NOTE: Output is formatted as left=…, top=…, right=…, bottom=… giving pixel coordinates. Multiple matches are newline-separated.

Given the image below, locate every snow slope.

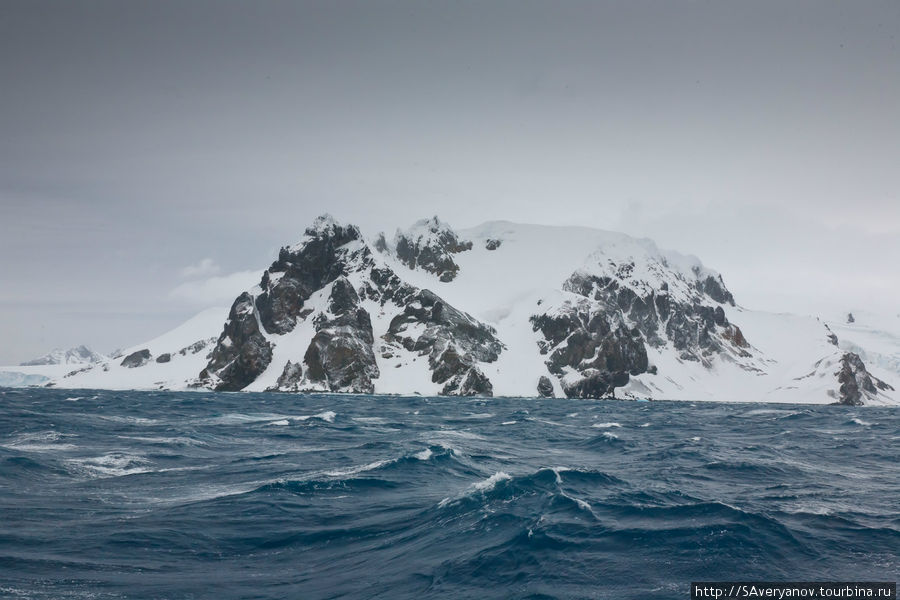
left=51, top=307, right=228, bottom=391
left=826, top=311, right=900, bottom=384
left=49, top=218, right=899, bottom=405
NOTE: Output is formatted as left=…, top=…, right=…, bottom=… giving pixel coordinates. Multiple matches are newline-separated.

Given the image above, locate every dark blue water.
left=1, top=388, right=898, bottom=599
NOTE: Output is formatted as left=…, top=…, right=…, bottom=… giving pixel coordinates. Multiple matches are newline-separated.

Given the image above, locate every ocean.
left=1, top=388, right=897, bottom=599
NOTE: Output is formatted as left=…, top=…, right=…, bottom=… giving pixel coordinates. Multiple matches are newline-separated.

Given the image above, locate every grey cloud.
left=1, top=0, right=897, bottom=362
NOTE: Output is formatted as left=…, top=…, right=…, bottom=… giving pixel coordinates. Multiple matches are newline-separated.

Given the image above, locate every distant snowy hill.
left=0, top=345, right=108, bottom=388
left=52, top=215, right=898, bottom=405
left=20, top=345, right=106, bottom=366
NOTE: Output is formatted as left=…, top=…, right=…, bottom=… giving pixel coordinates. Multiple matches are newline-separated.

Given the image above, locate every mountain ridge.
left=48, top=215, right=897, bottom=406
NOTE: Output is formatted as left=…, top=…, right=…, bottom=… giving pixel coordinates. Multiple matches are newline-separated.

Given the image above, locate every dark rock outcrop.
left=453, top=366, right=493, bottom=396
left=202, top=215, right=503, bottom=396
left=531, top=299, right=648, bottom=398
left=531, top=267, right=748, bottom=398
left=563, top=370, right=630, bottom=399
left=485, top=238, right=502, bottom=251
left=200, top=292, right=273, bottom=391
left=394, top=217, right=473, bottom=282
left=303, top=277, right=379, bottom=393
left=120, top=349, right=151, bottom=368
left=537, top=375, right=554, bottom=397
left=269, top=361, right=303, bottom=392
left=825, top=325, right=839, bottom=347
left=383, top=288, right=502, bottom=396
left=359, top=262, right=503, bottom=395
left=179, top=338, right=215, bottom=356
left=373, top=232, right=389, bottom=253
left=155, top=353, right=171, bottom=364
left=564, top=271, right=748, bottom=361
left=697, top=273, right=735, bottom=306
left=256, top=217, right=368, bottom=335
left=835, top=352, right=894, bottom=406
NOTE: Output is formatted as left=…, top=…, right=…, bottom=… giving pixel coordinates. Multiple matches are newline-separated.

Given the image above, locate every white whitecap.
left=561, top=491, right=592, bottom=512
left=291, top=410, right=336, bottom=423
left=322, top=459, right=391, bottom=478
left=69, top=452, right=153, bottom=478
left=2, top=431, right=78, bottom=452
left=353, top=417, right=386, bottom=424
left=470, top=471, right=511, bottom=492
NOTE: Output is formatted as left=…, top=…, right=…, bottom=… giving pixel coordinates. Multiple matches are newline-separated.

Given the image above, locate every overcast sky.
left=1, top=0, right=898, bottom=363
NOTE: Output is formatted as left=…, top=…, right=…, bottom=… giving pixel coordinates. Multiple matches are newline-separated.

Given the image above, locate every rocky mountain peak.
left=391, top=216, right=473, bottom=282
left=288, top=214, right=363, bottom=253
left=257, top=218, right=372, bottom=336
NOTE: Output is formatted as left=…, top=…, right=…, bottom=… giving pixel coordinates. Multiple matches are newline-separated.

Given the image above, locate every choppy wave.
left=1, top=430, right=79, bottom=452
left=67, top=452, right=153, bottom=478
left=1, top=389, right=898, bottom=599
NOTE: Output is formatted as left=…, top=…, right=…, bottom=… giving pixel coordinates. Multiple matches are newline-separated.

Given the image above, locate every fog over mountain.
left=1, top=1, right=898, bottom=364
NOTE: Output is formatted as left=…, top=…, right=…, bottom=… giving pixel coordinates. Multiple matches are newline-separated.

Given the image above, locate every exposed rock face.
left=303, top=278, right=379, bottom=393
left=697, top=272, right=735, bottom=306
left=373, top=232, right=389, bottom=253
left=537, top=375, right=554, bottom=397
left=455, top=367, right=493, bottom=397
left=201, top=215, right=502, bottom=395
left=485, top=238, right=502, bottom=251
left=393, top=217, right=473, bottom=282
left=562, top=272, right=747, bottom=361
left=382, top=288, right=502, bottom=396
left=120, top=349, right=151, bottom=368
left=532, top=298, right=647, bottom=398
left=825, top=325, right=839, bottom=347
left=531, top=267, right=748, bottom=398
left=270, top=361, right=303, bottom=392
left=564, top=370, right=630, bottom=399
left=256, top=217, right=367, bottom=335
left=200, top=292, right=273, bottom=391
left=155, top=353, right=171, bottom=364
left=835, top=352, right=894, bottom=406
left=179, top=338, right=214, bottom=356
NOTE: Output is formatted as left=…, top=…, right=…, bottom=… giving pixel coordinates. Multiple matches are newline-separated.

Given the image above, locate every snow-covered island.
left=11, top=215, right=898, bottom=406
